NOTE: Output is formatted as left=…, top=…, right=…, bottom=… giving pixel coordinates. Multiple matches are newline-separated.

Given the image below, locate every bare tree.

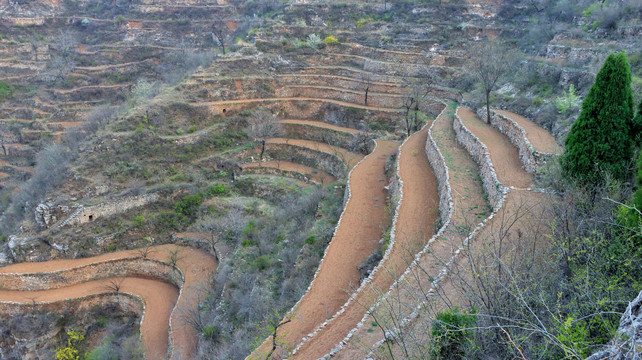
left=401, top=81, right=428, bottom=137
left=468, top=41, right=518, bottom=123
left=197, top=216, right=222, bottom=261
left=361, top=72, right=373, bottom=106
left=103, top=277, right=125, bottom=293
left=247, top=110, right=282, bottom=161
left=211, top=15, right=232, bottom=55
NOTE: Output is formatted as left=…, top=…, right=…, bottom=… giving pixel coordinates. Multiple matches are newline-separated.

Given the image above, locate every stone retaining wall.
left=186, top=74, right=404, bottom=95
left=282, top=122, right=353, bottom=150
left=0, top=292, right=142, bottom=317
left=453, top=113, right=506, bottom=210
left=426, top=104, right=454, bottom=227
left=315, top=103, right=453, bottom=357
left=477, top=108, right=535, bottom=173
left=0, top=257, right=184, bottom=291
left=65, top=193, right=159, bottom=226
left=238, top=142, right=348, bottom=178
left=277, top=86, right=404, bottom=109
left=240, top=166, right=312, bottom=184
left=269, top=140, right=377, bottom=351
left=480, top=108, right=557, bottom=172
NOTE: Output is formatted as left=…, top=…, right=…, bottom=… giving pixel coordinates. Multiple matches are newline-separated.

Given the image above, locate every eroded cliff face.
left=587, top=290, right=642, bottom=360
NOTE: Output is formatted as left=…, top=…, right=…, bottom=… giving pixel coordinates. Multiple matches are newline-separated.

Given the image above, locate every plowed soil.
left=457, top=108, right=533, bottom=188
left=493, top=109, right=561, bottom=154
left=291, top=124, right=440, bottom=359
left=250, top=140, right=399, bottom=359
left=0, top=245, right=217, bottom=359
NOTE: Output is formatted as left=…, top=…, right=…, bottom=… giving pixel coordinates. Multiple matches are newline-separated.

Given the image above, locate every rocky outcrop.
left=587, top=290, right=642, bottom=360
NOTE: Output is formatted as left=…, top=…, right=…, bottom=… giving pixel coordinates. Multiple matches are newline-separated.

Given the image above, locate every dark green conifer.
left=561, top=52, right=635, bottom=185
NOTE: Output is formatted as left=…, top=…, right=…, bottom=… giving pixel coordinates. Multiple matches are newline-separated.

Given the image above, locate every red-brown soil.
left=493, top=109, right=562, bottom=154
left=0, top=277, right=178, bottom=360
left=291, top=124, right=441, bottom=359
left=334, top=109, right=488, bottom=359
left=457, top=108, right=533, bottom=188
left=0, top=245, right=217, bottom=359
left=250, top=140, right=399, bottom=359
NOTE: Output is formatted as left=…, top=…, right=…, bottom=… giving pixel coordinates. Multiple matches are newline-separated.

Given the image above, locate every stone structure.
left=63, top=193, right=159, bottom=226
left=587, top=290, right=642, bottom=360
left=453, top=113, right=506, bottom=210
left=0, top=257, right=183, bottom=291
left=479, top=108, right=558, bottom=173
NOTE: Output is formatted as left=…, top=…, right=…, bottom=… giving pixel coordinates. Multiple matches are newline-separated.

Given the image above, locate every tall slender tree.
left=561, top=52, right=636, bottom=186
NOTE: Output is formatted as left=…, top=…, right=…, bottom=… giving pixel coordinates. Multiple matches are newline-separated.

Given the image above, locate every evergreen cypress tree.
left=561, top=52, right=635, bottom=186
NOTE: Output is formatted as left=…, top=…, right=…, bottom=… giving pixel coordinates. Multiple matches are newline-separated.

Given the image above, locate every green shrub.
left=322, top=35, right=339, bottom=46
left=241, top=220, right=256, bottom=236
left=155, top=210, right=184, bottom=231
left=356, top=17, right=373, bottom=29
left=208, top=183, right=228, bottom=195
left=188, top=125, right=197, bottom=133
left=532, top=96, right=544, bottom=106
left=174, top=194, right=203, bottom=217
left=252, top=255, right=272, bottom=271
left=202, top=325, right=220, bottom=340
left=304, top=234, right=316, bottom=245
left=96, top=316, right=107, bottom=328
left=431, top=307, right=477, bottom=359
left=55, top=330, right=85, bottom=360
left=133, top=215, right=145, bottom=228
left=0, top=80, right=14, bottom=102
left=170, top=173, right=188, bottom=182
left=555, top=84, right=581, bottom=114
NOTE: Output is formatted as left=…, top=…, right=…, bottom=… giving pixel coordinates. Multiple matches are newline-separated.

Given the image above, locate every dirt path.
left=241, top=161, right=336, bottom=184
left=0, top=244, right=217, bottom=359
left=493, top=109, right=561, bottom=154
left=457, top=108, right=533, bottom=188
left=280, top=119, right=359, bottom=134
left=249, top=140, right=399, bottom=359
left=291, top=124, right=441, bottom=359
left=193, top=97, right=402, bottom=113
left=333, top=108, right=488, bottom=359
left=266, top=138, right=363, bottom=169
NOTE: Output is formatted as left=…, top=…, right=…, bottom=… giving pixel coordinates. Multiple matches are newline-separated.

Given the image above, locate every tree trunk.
left=260, top=140, right=266, bottom=161
left=485, top=90, right=491, bottom=124
left=364, top=87, right=369, bottom=106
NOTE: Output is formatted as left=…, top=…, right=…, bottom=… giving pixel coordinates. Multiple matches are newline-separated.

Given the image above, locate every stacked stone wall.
left=0, top=257, right=183, bottom=291
left=240, top=166, right=312, bottom=184
left=282, top=122, right=353, bottom=149
left=0, top=292, right=142, bottom=317
left=453, top=113, right=506, bottom=210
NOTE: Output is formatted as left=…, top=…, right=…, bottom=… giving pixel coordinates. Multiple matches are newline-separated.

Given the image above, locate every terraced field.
left=0, top=0, right=565, bottom=358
